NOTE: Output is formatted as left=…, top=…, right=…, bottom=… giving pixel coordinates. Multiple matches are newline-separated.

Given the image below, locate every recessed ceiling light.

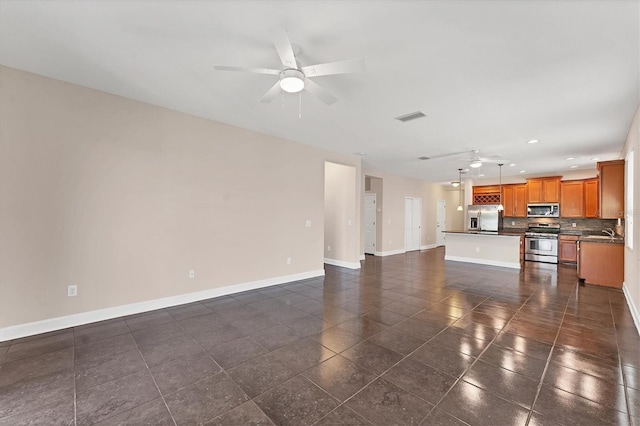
left=479, top=174, right=485, bottom=177
left=527, top=139, right=539, bottom=144
left=520, top=170, right=526, bottom=173
left=509, top=163, right=516, bottom=167
left=569, top=165, right=578, bottom=169
left=591, top=157, right=600, bottom=161
left=565, top=157, right=575, bottom=160
left=355, top=152, right=366, bottom=156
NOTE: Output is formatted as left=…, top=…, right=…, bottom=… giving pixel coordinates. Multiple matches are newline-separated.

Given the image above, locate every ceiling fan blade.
left=304, top=79, right=338, bottom=105
left=213, top=65, right=280, bottom=75
left=302, top=58, right=366, bottom=77
left=420, top=150, right=472, bottom=160
left=258, top=81, right=282, bottom=103
left=271, top=28, right=297, bottom=69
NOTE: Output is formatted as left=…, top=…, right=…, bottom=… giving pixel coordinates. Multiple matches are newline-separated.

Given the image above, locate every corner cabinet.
left=584, top=178, right=599, bottom=218
left=598, top=160, right=624, bottom=218
left=527, top=177, right=561, bottom=203
left=560, top=180, right=584, bottom=218
left=502, top=184, right=527, bottom=217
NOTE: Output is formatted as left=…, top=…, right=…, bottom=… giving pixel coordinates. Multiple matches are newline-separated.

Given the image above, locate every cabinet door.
left=502, top=185, right=515, bottom=216
left=560, top=180, right=584, bottom=218
left=527, top=179, right=543, bottom=203
left=543, top=178, right=561, bottom=203
left=559, top=239, right=577, bottom=262
left=599, top=161, right=624, bottom=218
left=514, top=185, right=527, bottom=217
left=584, top=178, right=599, bottom=218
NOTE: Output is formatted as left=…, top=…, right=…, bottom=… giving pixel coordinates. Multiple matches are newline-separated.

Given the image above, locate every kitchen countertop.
left=444, top=230, right=524, bottom=237
left=578, top=235, right=625, bottom=244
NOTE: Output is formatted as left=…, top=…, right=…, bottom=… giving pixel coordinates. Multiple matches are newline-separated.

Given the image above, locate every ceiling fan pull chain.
left=299, top=91, right=302, bottom=119
left=281, top=91, right=285, bottom=110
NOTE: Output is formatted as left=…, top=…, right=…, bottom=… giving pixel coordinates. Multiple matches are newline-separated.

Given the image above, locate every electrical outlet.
left=287, top=257, right=292, bottom=265
left=347, top=219, right=352, bottom=226
left=572, top=223, right=576, bottom=228
left=327, top=245, right=331, bottom=252
left=68, top=285, right=77, bottom=297
left=511, top=221, right=516, bottom=226
left=189, top=270, right=195, bottom=278
left=475, top=247, right=480, bottom=253
left=306, top=220, right=312, bottom=227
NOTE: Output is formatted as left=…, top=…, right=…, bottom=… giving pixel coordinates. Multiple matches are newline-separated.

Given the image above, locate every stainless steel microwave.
left=527, top=203, right=560, bottom=218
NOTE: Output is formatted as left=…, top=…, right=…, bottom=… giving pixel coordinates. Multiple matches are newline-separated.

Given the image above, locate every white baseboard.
left=359, top=254, right=366, bottom=261
left=374, top=249, right=406, bottom=257
left=444, top=255, right=521, bottom=270
left=324, top=258, right=361, bottom=269
left=421, top=244, right=438, bottom=250
left=0, top=269, right=325, bottom=342
left=623, top=281, right=640, bottom=335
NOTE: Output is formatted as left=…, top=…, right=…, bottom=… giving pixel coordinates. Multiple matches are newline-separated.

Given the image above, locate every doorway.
left=404, top=197, right=422, bottom=252
left=364, top=193, right=376, bottom=254
left=436, top=199, right=446, bottom=246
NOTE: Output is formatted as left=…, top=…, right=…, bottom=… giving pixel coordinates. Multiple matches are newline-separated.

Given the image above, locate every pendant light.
left=457, top=168, right=464, bottom=211
left=497, top=163, right=504, bottom=211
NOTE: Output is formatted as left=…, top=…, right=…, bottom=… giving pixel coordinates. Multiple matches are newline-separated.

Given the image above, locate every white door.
left=436, top=200, right=446, bottom=246
left=404, top=197, right=422, bottom=252
left=364, top=193, right=376, bottom=254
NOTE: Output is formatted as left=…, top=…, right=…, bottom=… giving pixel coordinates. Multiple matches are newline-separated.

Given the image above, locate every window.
left=626, top=149, right=634, bottom=250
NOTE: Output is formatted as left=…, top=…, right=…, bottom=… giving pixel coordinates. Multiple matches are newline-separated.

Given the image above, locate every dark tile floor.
left=1, top=248, right=639, bottom=425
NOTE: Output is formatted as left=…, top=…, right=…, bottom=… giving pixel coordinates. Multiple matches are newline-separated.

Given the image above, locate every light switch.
left=306, top=220, right=312, bottom=227
left=347, top=220, right=352, bottom=226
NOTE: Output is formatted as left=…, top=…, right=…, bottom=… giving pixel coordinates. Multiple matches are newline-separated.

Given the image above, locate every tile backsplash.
left=502, top=217, right=621, bottom=233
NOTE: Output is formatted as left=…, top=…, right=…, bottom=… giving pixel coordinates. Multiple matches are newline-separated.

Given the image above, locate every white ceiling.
left=1, top=1, right=638, bottom=184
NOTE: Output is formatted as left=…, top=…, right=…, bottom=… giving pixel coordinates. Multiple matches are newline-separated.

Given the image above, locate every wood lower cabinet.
left=598, top=160, right=624, bottom=218
left=560, top=180, right=584, bottom=218
left=584, top=178, right=599, bottom=218
left=578, top=241, right=624, bottom=288
left=559, top=235, right=578, bottom=263
left=527, top=177, right=561, bottom=203
left=502, top=184, right=527, bottom=217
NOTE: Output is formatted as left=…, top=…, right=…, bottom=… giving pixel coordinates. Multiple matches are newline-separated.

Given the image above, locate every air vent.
left=418, top=156, right=430, bottom=160
left=395, top=111, right=426, bottom=122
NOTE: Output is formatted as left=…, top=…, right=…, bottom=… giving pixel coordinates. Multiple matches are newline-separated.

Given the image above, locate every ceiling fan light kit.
left=279, top=69, right=305, bottom=93
left=470, top=160, right=483, bottom=168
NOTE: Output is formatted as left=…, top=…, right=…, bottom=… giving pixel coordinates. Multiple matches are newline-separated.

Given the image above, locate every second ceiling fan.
left=214, top=28, right=365, bottom=105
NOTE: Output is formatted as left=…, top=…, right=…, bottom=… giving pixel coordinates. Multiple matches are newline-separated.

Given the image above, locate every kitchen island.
left=443, top=231, right=523, bottom=269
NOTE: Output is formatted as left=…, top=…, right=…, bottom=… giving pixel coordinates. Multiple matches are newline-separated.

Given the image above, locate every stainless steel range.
left=525, top=222, right=560, bottom=264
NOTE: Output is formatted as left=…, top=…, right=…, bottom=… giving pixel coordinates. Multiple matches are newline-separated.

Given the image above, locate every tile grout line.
left=523, top=287, right=571, bottom=425
left=609, top=290, right=633, bottom=424
left=425, top=289, right=541, bottom=424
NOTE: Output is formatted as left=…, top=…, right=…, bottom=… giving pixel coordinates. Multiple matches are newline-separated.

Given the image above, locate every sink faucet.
left=602, top=228, right=615, bottom=237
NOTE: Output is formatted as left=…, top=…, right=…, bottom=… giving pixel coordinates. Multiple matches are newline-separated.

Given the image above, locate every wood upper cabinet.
left=527, top=177, right=561, bottom=203
left=560, top=180, right=584, bottom=218
left=501, top=184, right=527, bottom=217
left=584, top=178, right=599, bottom=218
left=472, top=185, right=501, bottom=204
left=598, top=160, right=624, bottom=218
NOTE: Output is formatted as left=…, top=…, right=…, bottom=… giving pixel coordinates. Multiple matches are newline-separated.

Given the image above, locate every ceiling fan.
left=420, top=149, right=506, bottom=168
left=213, top=28, right=365, bottom=105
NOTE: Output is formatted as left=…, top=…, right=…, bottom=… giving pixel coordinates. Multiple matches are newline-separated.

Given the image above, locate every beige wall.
left=0, top=66, right=361, bottom=331
left=621, top=105, right=640, bottom=328
left=324, top=162, right=359, bottom=266
left=444, top=188, right=466, bottom=231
